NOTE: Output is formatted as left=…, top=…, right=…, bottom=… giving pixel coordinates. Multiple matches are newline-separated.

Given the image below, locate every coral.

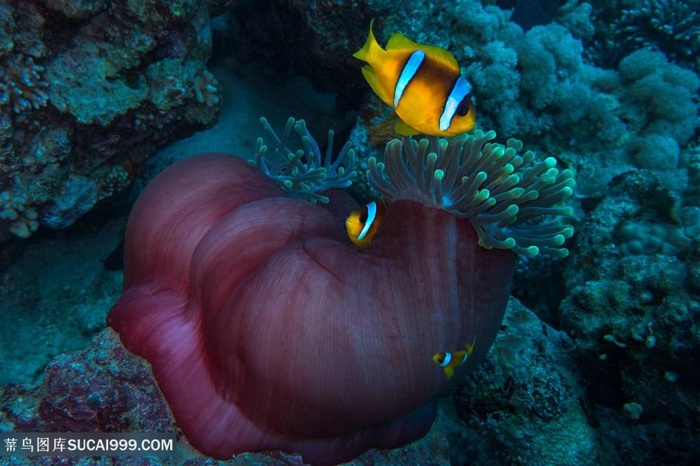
left=368, top=130, right=575, bottom=257
left=254, top=116, right=356, bottom=203
left=614, top=0, right=700, bottom=72
left=39, top=0, right=108, bottom=20
left=0, top=3, right=14, bottom=57
left=0, top=0, right=227, bottom=244
left=40, top=175, right=98, bottom=230
left=618, top=221, right=691, bottom=256
left=454, top=298, right=600, bottom=465
left=192, top=69, right=221, bottom=107
left=558, top=169, right=700, bottom=463
left=681, top=143, right=700, bottom=205
left=0, top=53, right=49, bottom=114
left=514, top=23, right=584, bottom=111
left=47, top=42, right=146, bottom=126
left=617, top=48, right=700, bottom=144
left=0, top=328, right=453, bottom=464
left=0, top=191, right=38, bottom=238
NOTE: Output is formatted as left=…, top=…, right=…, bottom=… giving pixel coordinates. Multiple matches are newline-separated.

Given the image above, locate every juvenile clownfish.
left=353, top=19, right=476, bottom=137
left=433, top=341, right=476, bottom=379
left=345, top=200, right=386, bottom=248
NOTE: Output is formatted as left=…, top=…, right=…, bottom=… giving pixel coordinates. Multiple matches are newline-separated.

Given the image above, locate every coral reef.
left=0, top=191, right=38, bottom=239
left=454, top=298, right=599, bottom=465
left=346, top=0, right=698, bottom=197
left=612, top=0, right=700, bottom=72
left=0, top=0, right=230, bottom=242
left=0, top=54, right=49, bottom=114
left=558, top=169, right=700, bottom=463
left=1, top=0, right=698, bottom=464
left=0, top=328, right=453, bottom=465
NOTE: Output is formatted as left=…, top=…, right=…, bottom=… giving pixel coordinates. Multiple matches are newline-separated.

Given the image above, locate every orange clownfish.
left=345, top=200, right=386, bottom=248
left=432, top=341, right=476, bottom=379
left=353, top=19, right=476, bottom=137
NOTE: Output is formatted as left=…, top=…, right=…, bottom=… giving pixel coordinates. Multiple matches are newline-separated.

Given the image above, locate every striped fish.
left=345, top=200, right=386, bottom=248
left=353, top=19, right=476, bottom=137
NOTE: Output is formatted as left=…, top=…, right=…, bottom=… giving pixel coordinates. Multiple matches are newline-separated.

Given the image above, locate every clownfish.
left=345, top=200, right=386, bottom=248
left=353, top=19, right=476, bottom=137
left=433, top=341, right=476, bottom=379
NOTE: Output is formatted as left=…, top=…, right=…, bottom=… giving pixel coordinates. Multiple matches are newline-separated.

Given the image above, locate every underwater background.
left=0, top=0, right=699, bottom=464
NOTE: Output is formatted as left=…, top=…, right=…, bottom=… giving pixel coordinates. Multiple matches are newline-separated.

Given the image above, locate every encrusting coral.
left=369, top=131, right=576, bottom=257
left=254, top=116, right=356, bottom=204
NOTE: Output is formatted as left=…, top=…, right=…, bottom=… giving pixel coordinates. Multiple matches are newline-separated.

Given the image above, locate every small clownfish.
left=433, top=341, right=476, bottom=379
left=353, top=19, right=476, bottom=137
left=345, top=200, right=386, bottom=248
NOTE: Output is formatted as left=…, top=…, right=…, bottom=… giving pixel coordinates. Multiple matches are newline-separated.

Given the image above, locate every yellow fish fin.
left=466, top=339, right=476, bottom=355
left=394, top=119, right=421, bottom=136
left=361, top=66, right=393, bottom=107
left=444, top=366, right=455, bottom=379
left=386, top=33, right=460, bottom=72
left=353, top=18, right=383, bottom=63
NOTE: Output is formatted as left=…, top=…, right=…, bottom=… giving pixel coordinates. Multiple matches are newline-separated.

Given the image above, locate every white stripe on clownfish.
left=357, top=201, right=379, bottom=241
left=393, top=50, right=426, bottom=108
left=345, top=199, right=387, bottom=248
left=432, top=340, right=476, bottom=379
left=439, top=76, right=472, bottom=132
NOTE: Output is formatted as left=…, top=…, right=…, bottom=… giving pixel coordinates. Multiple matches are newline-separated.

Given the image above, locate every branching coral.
left=0, top=191, right=39, bottom=238
left=192, top=69, right=221, bottom=108
left=614, top=0, right=700, bottom=72
left=368, top=130, right=575, bottom=258
left=254, top=116, right=356, bottom=204
left=0, top=53, right=49, bottom=113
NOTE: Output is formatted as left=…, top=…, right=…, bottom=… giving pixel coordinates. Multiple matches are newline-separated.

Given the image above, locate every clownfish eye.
left=358, top=209, right=368, bottom=223
left=456, top=95, right=471, bottom=117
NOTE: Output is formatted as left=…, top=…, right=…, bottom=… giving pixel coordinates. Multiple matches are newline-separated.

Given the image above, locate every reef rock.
left=0, top=0, right=226, bottom=243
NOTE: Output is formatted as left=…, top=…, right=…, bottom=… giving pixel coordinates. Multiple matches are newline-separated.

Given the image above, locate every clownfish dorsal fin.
left=387, top=33, right=460, bottom=73
left=386, top=32, right=421, bottom=51
left=394, top=119, right=421, bottom=136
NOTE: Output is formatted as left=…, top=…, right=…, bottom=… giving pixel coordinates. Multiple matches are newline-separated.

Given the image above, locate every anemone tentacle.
left=254, top=116, right=356, bottom=203
left=368, top=130, right=575, bottom=257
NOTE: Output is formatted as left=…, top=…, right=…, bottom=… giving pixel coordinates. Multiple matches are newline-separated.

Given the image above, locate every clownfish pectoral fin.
left=444, top=367, right=455, bottom=379
left=394, top=119, right=421, bottom=136
left=386, top=32, right=460, bottom=73
left=361, top=66, right=393, bottom=107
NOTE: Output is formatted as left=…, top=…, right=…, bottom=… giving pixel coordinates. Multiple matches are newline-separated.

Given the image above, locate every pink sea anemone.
left=109, top=119, right=573, bottom=465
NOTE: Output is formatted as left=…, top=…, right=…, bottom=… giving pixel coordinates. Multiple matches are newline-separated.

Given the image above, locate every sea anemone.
left=109, top=119, right=575, bottom=464
left=254, top=116, right=356, bottom=203
left=369, top=130, right=575, bottom=257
